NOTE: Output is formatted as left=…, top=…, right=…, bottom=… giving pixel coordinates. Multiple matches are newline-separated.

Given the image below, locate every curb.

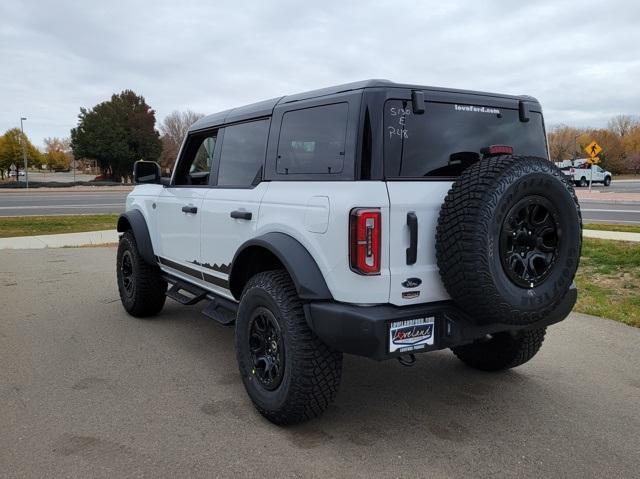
left=1, top=228, right=638, bottom=251
left=0, top=230, right=119, bottom=250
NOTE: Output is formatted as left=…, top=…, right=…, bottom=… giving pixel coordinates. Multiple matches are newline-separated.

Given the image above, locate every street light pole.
left=20, top=117, right=28, bottom=188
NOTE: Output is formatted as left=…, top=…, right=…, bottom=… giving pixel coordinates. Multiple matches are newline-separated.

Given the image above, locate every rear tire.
left=579, top=176, right=588, bottom=187
left=117, top=231, right=166, bottom=317
left=235, top=270, right=343, bottom=425
left=452, top=327, right=546, bottom=371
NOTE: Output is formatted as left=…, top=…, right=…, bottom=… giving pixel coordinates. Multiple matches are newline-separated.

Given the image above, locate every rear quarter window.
left=276, top=103, right=349, bottom=175
left=384, top=100, right=548, bottom=179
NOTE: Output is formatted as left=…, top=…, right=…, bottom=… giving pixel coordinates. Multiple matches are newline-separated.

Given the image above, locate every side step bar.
left=202, top=296, right=237, bottom=326
left=163, top=275, right=237, bottom=326
left=166, top=280, right=208, bottom=305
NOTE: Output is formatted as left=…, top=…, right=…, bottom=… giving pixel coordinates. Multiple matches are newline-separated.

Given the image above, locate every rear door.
left=200, top=119, right=271, bottom=298
left=384, top=94, right=549, bottom=306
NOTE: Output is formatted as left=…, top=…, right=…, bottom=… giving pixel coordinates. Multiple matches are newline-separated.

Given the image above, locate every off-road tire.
left=436, top=156, right=581, bottom=325
left=116, top=231, right=167, bottom=317
left=452, top=327, right=546, bottom=371
left=235, top=270, right=343, bottom=425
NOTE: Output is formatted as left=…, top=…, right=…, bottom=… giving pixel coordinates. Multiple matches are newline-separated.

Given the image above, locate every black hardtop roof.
left=189, top=79, right=539, bottom=132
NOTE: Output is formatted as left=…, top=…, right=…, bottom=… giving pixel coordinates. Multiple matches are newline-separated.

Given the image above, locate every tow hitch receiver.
left=397, top=354, right=416, bottom=367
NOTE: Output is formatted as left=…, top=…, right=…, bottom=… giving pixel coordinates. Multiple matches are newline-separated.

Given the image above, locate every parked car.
left=116, top=80, right=581, bottom=425
left=560, top=161, right=612, bottom=187
left=9, top=170, right=26, bottom=177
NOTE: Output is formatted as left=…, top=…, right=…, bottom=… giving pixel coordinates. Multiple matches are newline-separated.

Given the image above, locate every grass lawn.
left=0, top=214, right=118, bottom=238
left=583, top=223, right=640, bottom=234
left=575, top=238, right=640, bottom=327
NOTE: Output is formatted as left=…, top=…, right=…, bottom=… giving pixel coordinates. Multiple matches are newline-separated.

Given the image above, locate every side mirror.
left=133, top=160, right=161, bottom=184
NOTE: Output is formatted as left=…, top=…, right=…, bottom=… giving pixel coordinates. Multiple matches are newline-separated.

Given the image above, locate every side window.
left=217, top=119, right=270, bottom=187
left=276, top=103, right=348, bottom=175
left=173, top=133, right=217, bottom=185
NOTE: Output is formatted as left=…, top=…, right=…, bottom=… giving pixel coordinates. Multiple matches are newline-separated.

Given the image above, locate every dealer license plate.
left=389, top=317, right=435, bottom=353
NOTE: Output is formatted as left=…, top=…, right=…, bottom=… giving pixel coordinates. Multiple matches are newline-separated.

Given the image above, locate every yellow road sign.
left=585, top=141, right=602, bottom=158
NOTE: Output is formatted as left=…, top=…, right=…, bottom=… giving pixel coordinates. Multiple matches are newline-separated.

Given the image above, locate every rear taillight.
left=349, top=208, right=381, bottom=275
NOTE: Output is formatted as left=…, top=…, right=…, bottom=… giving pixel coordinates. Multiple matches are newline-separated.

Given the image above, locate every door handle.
left=182, top=205, right=198, bottom=214
left=230, top=210, right=252, bottom=220
left=406, top=212, right=418, bottom=265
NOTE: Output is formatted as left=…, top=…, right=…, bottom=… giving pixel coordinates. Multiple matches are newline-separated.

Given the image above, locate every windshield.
left=384, top=100, right=548, bottom=178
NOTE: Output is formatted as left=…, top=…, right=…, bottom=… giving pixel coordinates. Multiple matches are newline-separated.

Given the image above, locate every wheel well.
left=229, top=246, right=286, bottom=300
left=117, top=216, right=132, bottom=232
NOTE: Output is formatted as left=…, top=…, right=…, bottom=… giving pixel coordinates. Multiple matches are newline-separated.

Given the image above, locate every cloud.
left=1, top=0, right=638, bottom=146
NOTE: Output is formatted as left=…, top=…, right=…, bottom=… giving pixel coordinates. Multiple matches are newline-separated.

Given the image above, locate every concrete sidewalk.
left=582, top=229, right=640, bottom=242
left=0, top=228, right=638, bottom=250
left=0, top=229, right=118, bottom=249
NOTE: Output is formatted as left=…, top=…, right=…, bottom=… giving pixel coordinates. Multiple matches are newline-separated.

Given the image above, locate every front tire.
left=117, top=231, right=167, bottom=317
left=452, top=328, right=546, bottom=371
left=604, top=176, right=611, bottom=186
left=235, top=270, right=343, bottom=425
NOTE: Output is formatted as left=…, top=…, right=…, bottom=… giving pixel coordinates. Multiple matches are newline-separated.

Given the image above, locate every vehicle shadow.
left=161, top=301, right=553, bottom=444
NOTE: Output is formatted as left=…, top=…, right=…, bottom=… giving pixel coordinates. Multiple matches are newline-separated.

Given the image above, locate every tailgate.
left=386, top=181, right=451, bottom=306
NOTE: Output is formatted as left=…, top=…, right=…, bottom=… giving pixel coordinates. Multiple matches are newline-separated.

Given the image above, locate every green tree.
left=70, top=90, right=162, bottom=181
left=0, top=128, right=43, bottom=180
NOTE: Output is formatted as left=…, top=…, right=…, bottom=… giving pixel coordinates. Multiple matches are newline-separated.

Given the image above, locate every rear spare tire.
left=436, top=156, right=581, bottom=325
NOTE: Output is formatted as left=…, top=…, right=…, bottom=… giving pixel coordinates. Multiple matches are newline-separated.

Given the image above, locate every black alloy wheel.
left=248, top=307, right=285, bottom=390
left=499, top=196, right=560, bottom=288
left=120, top=250, right=135, bottom=298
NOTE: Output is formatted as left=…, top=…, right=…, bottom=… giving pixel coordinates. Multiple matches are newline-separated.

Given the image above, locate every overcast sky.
left=1, top=0, right=638, bottom=147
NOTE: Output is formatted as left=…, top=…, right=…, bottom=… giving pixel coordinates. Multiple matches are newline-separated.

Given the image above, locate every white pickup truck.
left=557, top=160, right=612, bottom=187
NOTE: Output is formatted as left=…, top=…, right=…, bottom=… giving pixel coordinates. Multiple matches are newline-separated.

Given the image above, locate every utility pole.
left=20, top=117, right=28, bottom=188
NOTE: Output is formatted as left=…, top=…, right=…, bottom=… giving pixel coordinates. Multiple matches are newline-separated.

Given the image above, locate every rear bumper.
left=304, top=286, right=577, bottom=361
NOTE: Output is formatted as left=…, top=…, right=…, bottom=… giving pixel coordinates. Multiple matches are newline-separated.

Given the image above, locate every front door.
left=156, top=132, right=218, bottom=278
left=200, top=119, right=271, bottom=298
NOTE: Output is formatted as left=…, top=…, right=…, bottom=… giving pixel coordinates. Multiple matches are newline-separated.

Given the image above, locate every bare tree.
left=608, top=115, right=638, bottom=138
left=158, top=110, right=204, bottom=173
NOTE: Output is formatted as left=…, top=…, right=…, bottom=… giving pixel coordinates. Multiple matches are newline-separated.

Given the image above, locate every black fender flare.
left=116, top=210, right=156, bottom=265
left=229, top=232, right=332, bottom=301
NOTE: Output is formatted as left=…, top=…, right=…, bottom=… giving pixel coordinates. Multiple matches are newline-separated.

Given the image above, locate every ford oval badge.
left=401, top=278, right=422, bottom=288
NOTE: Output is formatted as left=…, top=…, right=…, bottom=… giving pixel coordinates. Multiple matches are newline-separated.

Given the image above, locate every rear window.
left=384, top=100, right=548, bottom=178
left=276, top=103, right=348, bottom=175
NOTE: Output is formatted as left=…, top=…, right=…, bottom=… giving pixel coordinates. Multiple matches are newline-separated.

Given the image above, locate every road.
left=579, top=200, right=640, bottom=225
left=1, top=247, right=639, bottom=478
left=0, top=189, right=128, bottom=216
left=582, top=179, right=640, bottom=194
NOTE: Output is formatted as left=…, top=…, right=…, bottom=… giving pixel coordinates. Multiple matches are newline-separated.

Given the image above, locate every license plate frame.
left=388, top=316, right=435, bottom=353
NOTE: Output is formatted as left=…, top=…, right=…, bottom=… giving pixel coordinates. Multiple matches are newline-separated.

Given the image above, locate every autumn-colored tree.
left=43, top=137, right=72, bottom=171
left=158, top=110, right=203, bottom=173
left=587, top=129, right=626, bottom=173
left=70, top=90, right=162, bottom=182
left=0, top=128, right=43, bottom=180
left=547, top=125, right=583, bottom=162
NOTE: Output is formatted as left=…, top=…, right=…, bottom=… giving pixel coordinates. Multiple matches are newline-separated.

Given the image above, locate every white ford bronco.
left=116, top=80, right=581, bottom=425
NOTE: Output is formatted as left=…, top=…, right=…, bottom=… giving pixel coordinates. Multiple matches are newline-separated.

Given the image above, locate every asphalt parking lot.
left=1, top=247, right=639, bottom=478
